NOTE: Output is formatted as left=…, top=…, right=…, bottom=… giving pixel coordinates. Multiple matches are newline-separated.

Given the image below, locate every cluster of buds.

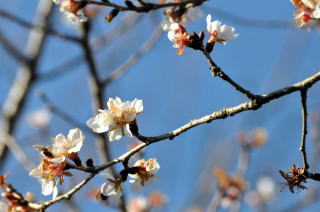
left=290, top=0, right=320, bottom=29
left=279, top=164, right=308, bottom=193
left=0, top=174, right=37, bottom=212
left=127, top=191, right=167, bottom=212
left=100, top=158, right=160, bottom=202
left=214, top=168, right=246, bottom=209
left=168, top=14, right=239, bottom=55
left=29, top=128, right=85, bottom=199
left=87, top=97, right=143, bottom=141
left=238, top=128, right=267, bottom=149
left=53, top=0, right=88, bottom=23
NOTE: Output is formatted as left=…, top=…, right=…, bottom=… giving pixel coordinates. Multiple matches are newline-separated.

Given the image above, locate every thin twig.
left=79, top=21, right=127, bottom=212
left=201, top=49, right=257, bottom=100
left=37, top=13, right=142, bottom=82
left=29, top=71, right=320, bottom=211
left=0, top=9, right=81, bottom=43
left=300, top=89, right=309, bottom=171
left=86, top=0, right=206, bottom=12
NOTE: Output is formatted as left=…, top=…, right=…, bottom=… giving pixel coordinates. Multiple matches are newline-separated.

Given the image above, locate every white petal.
left=101, top=182, right=116, bottom=196
left=206, top=14, right=212, bottom=25
left=108, top=127, right=123, bottom=141
left=87, top=113, right=111, bottom=133
left=123, top=124, right=133, bottom=137
left=52, top=186, right=59, bottom=199
left=168, top=30, right=176, bottom=42
left=302, top=0, right=316, bottom=8
left=207, top=21, right=221, bottom=34
left=41, top=180, right=55, bottom=196
left=54, top=134, right=66, bottom=144
left=133, top=99, right=143, bottom=113
left=29, top=167, right=41, bottom=177
left=68, top=128, right=84, bottom=153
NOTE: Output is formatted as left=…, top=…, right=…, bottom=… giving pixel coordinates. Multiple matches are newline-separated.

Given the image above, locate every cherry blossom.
left=129, top=158, right=160, bottom=192
left=206, top=14, right=239, bottom=45
left=87, top=97, right=143, bottom=141
left=50, top=128, right=85, bottom=162
left=167, top=23, right=191, bottom=55
left=100, top=173, right=123, bottom=202
left=290, top=0, right=320, bottom=28
left=53, top=0, right=87, bottom=23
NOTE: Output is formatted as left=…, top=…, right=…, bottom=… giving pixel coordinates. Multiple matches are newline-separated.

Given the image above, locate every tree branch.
left=0, top=0, right=54, bottom=170
left=300, top=89, right=309, bottom=171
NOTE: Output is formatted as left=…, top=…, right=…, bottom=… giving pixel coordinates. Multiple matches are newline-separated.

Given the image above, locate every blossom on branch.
left=29, top=159, right=72, bottom=199
left=87, top=97, right=143, bottom=141
left=50, top=128, right=85, bottom=163
left=53, top=0, right=88, bottom=22
left=168, top=23, right=191, bottom=55
left=129, top=158, right=160, bottom=192
left=206, top=14, right=239, bottom=45
left=290, top=0, right=320, bottom=28
left=100, top=173, right=123, bottom=203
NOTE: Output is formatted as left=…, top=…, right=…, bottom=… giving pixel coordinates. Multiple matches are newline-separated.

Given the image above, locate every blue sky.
left=1, top=0, right=320, bottom=211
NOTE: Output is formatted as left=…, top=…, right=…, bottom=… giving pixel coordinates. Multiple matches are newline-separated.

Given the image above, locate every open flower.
left=206, top=14, right=239, bottom=45
left=53, top=0, right=87, bottom=23
left=291, top=0, right=320, bottom=28
left=129, top=158, right=160, bottom=192
left=51, top=128, right=85, bottom=162
left=101, top=173, right=123, bottom=203
left=168, top=23, right=191, bottom=55
left=29, top=159, right=69, bottom=199
left=87, top=97, right=143, bottom=141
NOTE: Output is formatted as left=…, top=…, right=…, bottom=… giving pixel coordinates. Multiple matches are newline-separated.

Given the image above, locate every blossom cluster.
left=100, top=158, right=160, bottom=202
left=29, top=128, right=85, bottom=199
left=168, top=14, right=239, bottom=55
left=291, top=0, right=320, bottom=28
left=28, top=97, right=161, bottom=205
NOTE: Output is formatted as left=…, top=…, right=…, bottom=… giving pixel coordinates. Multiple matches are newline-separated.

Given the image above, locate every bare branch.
left=86, top=0, right=206, bottom=12
left=201, top=48, right=257, bottom=100
left=0, top=9, right=81, bottom=43
left=300, top=89, right=309, bottom=171
left=0, top=0, right=54, bottom=170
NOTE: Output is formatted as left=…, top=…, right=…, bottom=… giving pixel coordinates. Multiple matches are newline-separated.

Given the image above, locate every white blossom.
left=29, top=166, right=58, bottom=199
left=51, top=128, right=85, bottom=162
left=87, top=97, right=143, bottom=141
left=206, top=14, right=239, bottom=45
left=129, top=158, right=160, bottom=192
left=53, top=0, right=87, bottom=23
left=101, top=173, right=123, bottom=202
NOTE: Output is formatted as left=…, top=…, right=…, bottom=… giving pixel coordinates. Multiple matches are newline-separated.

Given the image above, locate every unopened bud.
left=104, top=9, right=119, bottom=23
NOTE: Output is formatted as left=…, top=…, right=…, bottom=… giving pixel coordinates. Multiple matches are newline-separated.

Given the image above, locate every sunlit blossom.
left=206, top=14, right=239, bottom=45
left=129, top=158, right=160, bottom=192
left=51, top=128, right=85, bottom=162
left=87, top=97, right=143, bottom=141
left=29, top=159, right=72, bottom=199
left=53, top=0, right=87, bottom=23
left=167, top=23, right=191, bottom=55
left=291, top=0, right=320, bottom=28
